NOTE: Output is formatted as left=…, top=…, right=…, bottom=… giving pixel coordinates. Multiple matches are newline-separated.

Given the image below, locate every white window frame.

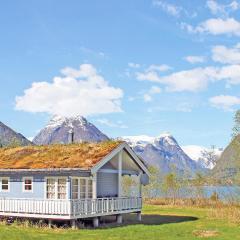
left=44, top=177, right=68, bottom=200
left=71, top=177, right=93, bottom=200
left=22, top=177, right=33, bottom=192
left=0, top=177, right=10, bottom=192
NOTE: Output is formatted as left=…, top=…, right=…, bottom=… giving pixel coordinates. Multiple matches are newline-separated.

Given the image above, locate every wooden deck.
left=0, top=197, right=142, bottom=220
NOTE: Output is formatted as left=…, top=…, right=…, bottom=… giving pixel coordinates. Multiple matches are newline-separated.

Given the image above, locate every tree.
left=162, top=172, right=179, bottom=204
left=142, top=166, right=161, bottom=199
left=122, top=175, right=137, bottom=197
left=200, top=145, right=218, bottom=168
left=232, top=110, right=240, bottom=138
left=192, top=173, right=205, bottom=200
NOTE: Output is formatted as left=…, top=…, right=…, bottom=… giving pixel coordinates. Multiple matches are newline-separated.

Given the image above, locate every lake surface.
left=148, top=186, right=240, bottom=201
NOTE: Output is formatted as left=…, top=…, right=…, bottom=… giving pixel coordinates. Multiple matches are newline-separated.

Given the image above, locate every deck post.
left=71, top=219, right=77, bottom=229
left=93, top=217, right=99, bottom=228
left=118, top=151, right=123, bottom=197
left=92, top=173, right=97, bottom=199
left=137, top=212, right=142, bottom=221
left=116, top=214, right=123, bottom=224
left=48, top=219, right=53, bottom=228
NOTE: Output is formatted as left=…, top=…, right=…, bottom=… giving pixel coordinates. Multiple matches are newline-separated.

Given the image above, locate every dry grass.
left=0, top=141, right=122, bottom=169
left=208, top=205, right=240, bottom=224
left=193, top=230, right=219, bottom=238
left=145, top=198, right=226, bottom=208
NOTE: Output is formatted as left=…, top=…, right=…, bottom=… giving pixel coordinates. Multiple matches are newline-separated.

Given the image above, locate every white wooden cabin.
left=0, top=141, right=149, bottom=227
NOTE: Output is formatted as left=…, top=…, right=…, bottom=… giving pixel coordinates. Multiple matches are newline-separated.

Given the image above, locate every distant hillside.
left=0, top=121, right=32, bottom=147
left=212, top=135, right=240, bottom=182
left=33, top=115, right=109, bottom=145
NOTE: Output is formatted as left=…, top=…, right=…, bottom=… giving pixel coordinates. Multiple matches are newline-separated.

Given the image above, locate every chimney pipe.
left=68, top=128, right=74, bottom=144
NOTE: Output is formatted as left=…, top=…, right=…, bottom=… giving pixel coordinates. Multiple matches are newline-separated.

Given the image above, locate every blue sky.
left=1, top=0, right=240, bottom=148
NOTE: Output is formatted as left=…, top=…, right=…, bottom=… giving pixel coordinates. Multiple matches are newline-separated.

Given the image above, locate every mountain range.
left=0, top=121, right=32, bottom=147
left=0, top=115, right=225, bottom=177
left=121, top=134, right=206, bottom=176
left=33, top=115, right=109, bottom=145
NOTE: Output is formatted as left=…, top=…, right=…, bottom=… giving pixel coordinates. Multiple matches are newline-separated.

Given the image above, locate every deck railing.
left=0, top=197, right=142, bottom=219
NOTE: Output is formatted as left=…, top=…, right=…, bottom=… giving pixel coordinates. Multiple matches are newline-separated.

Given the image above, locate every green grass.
left=0, top=204, right=240, bottom=240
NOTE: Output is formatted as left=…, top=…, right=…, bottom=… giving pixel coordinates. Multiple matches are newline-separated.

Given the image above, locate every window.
left=1, top=178, right=9, bottom=192
left=80, top=179, right=87, bottom=198
left=46, top=178, right=55, bottom=199
left=72, top=178, right=79, bottom=199
left=23, top=177, right=33, bottom=192
left=71, top=178, right=93, bottom=199
left=58, top=178, right=67, bottom=199
left=88, top=179, right=93, bottom=198
left=46, top=177, right=67, bottom=200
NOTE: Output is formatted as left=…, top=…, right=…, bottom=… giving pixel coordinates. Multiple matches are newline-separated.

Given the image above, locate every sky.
left=1, top=0, right=240, bottom=148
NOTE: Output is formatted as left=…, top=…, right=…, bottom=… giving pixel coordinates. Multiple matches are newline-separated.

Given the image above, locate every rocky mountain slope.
left=33, top=115, right=109, bottom=145
left=182, top=145, right=223, bottom=169
left=121, top=134, right=206, bottom=176
left=212, top=135, right=240, bottom=181
left=0, top=121, right=32, bottom=147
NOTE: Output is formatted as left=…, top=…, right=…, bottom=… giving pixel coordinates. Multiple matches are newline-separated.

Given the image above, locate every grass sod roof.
left=0, top=141, right=123, bottom=170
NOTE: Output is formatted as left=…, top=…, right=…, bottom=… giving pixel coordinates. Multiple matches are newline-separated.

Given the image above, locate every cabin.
left=0, top=141, right=149, bottom=227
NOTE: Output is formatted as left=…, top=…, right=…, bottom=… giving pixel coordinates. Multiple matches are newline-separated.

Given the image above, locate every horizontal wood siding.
left=97, top=172, right=118, bottom=198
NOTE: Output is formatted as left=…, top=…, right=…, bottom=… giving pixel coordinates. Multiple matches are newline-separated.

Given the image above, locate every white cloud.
left=206, top=0, right=239, bottom=16
left=96, top=118, right=128, bottom=129
left=143, top=86, right=162, bottom=102
left=15, top=64, right=123, bottom=117
left=212, top=43, right=240, bottom=64
left=219, top=64, right=240, bottom=85
left=184, top=55, right=206, bottom=64
left=149, top=86, right=162, bottom=94
left=137, top=66, right=218, bottom=92
left=143, top=94, right=152, bottom=102
left=183, top=18, right=240, bottom=36
left=128, top=62, right=141, bottom=68
left=209, top=95, right=240, bottom=111
left=147, top=64, right=172, bottom=72
left=136, top=64, right=240, bottom=92
left=152, top=0, right=182, bottom=17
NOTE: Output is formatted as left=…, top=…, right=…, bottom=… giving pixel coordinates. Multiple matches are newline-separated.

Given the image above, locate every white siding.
left=97, top=172, right=118, bottom=197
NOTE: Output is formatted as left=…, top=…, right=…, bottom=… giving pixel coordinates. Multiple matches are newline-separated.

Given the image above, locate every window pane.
left=80, top=192, right=86, bottom=198
left=58, top=178, right=66, bottom=185
left=2, top=179, right=8, bottom=185
left=2, top=184, right=8, bottom=190
left=72, top=192, right=78, bottom=199
left=72, top=179, right=78, bottom=185
left=25, top=179, right=32, bottom=184
left=80, top=179, right=86, bottom=186
left=47, top=179, right=55, bottom=185
left=25, top=185, right=32, bottom=191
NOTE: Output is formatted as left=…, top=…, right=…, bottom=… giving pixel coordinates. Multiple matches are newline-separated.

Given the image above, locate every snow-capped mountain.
left=33, top=115, right=109, bottom=145
left=121, top=133, right=206, bottom=176
left=182, top=145, right=223, bottom=169
left=0, top=121, right=32, bottom=147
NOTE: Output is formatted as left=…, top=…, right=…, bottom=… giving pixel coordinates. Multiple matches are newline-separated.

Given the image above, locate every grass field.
left=0, top=204, right=240, bottom=240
